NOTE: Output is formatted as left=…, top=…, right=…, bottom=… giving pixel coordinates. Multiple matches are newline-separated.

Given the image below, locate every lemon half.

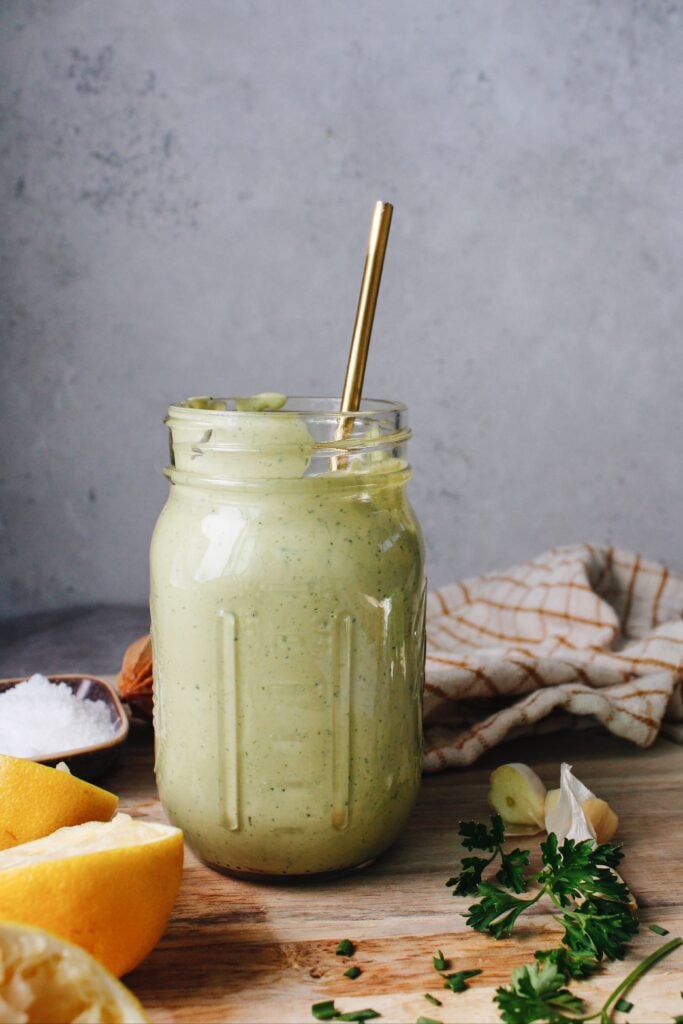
left=0, top=919, right=149, bottom=1022
left=0, top=814, right=183, bottom=977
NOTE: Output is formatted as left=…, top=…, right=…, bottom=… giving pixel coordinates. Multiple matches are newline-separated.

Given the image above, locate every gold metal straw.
left=340, top=200, right=393, bottom=414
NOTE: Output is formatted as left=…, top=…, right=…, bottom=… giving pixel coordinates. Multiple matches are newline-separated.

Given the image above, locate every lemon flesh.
left=0, top=920, right=148, bottom=1022
left=0, top=814, right=172, bottom=870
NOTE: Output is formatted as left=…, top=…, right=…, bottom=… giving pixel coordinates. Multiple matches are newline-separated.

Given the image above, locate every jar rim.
left=164, top=396, right=412, bottom=481
left=167, top=396, right=407, bottom=419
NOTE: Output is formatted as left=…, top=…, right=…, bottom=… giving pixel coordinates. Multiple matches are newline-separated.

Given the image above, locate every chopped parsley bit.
left=311, top=1002, right=380, bottom=1022
left=338, top=1011, right=380, bottom=1022
left=614, top=997, right=633, bottom=1013
left=432, top=950, right=448, bottom=971
left=415, top=1018, right=443, bottom=1024
left=336, top=939, right=356, bottom=957
left=312, top=1000, right=340, bottom=1021
left=423, top=993, right=442, bottom=1006
left=344, top=966, right=361, bottom=980
left=649, top=923, right=670, bottom=936
left=442, top=968, right=482, bottom=993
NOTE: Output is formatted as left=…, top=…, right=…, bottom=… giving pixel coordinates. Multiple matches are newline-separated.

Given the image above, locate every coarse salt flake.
left=0, top=674, right=118, bottom=758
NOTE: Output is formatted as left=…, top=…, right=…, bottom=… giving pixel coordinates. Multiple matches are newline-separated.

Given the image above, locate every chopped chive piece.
left=336, top=939, right=356, bottom=957
left=344, top=966, right=362, bottom=979
left=416, top=1018, right=443, bottom=1024
left=614, top=997, right=633, bottom=1013
left=337, top=1010, right=380, bottom=1022
left=432, top=950, right=448, bottom=971
left=424, top=993, right=442, bottom=1006
left=312, top=1000, right=340, bottom=1021
left=649, top=923, right=669, bottom=936
left=442, top=968, right=482, bottom=993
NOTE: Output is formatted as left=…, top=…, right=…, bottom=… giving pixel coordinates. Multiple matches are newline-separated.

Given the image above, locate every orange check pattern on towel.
left=424, top=543, right=683, bottom=771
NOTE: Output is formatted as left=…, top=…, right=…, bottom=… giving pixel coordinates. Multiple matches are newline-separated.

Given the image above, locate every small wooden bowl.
left=0, top=674, right=129, bottom=782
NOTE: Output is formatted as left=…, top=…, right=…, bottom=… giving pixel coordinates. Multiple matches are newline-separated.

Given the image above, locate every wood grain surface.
left=112, top=717, right=683, bottom=1023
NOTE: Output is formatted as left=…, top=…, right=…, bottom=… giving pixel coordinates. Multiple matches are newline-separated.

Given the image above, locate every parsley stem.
left=599, top=936, right=682, bottom=1022
left=584, top=937, right=682, bottom=1023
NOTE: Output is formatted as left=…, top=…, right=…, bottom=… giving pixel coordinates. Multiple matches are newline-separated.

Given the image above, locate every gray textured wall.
left=2, top=0, right=682, bottom=617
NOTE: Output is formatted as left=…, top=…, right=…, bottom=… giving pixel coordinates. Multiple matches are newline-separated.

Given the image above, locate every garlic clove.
left=544, top=763, right=596, bottom=844
left=488, top=763, right=547, bottom=832
left=545, top=771, right=619, bottom=846
left=582, top=797, right=619, bottom=844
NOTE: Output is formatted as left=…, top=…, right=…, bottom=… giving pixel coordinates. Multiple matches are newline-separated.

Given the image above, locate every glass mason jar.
left=150, top=397, right=425, bottom=877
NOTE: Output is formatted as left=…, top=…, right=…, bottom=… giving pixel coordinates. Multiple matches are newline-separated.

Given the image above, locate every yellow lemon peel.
left=0, top=753, right=118, bottom=851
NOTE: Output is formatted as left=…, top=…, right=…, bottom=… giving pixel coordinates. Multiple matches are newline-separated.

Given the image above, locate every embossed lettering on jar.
left=150, top=398, right=425, bottom=877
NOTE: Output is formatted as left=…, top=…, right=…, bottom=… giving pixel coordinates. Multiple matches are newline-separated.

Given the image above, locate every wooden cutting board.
left=114, top=721, right=683, bottom=1023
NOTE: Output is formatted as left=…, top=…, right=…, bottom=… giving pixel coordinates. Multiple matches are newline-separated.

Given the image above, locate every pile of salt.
left=0, top=674, right=119, bottom=758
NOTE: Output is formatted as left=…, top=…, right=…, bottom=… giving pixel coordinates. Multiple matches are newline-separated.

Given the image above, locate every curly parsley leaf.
left=449, top=816, right=531, bottom=897
left=495, top=961, right=585, bottom=1024
left=561, top=898, right=638, bottom=964
left=538, top=835, right=628, bottom=907
left=459, top=815, right=505, bottom=851
left=465, top=883, right=541, bottom=939
left=446, top=855, right=492, bottom=896
left=533, top=945, right=598, bottom=983
left=496, top=847, right=531, bottom=894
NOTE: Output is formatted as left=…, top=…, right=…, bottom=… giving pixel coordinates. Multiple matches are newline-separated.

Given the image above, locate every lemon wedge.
left=0, top=753, right=118, bottom=851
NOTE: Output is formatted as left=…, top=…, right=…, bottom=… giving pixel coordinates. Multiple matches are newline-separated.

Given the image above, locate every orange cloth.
left=424, top=543, right=683, bottom=771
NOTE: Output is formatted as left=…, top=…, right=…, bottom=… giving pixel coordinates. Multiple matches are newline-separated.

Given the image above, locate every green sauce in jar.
left=150, top=397, right=425, bottom=877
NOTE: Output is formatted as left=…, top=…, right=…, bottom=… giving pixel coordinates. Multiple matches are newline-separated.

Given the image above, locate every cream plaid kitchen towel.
left=424, top=543, right=683, bottom=772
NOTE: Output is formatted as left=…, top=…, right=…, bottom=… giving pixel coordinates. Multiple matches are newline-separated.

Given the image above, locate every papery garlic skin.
left=544, top=763, right=597, bottom=844
left=488, top=763, right=547, bottom=832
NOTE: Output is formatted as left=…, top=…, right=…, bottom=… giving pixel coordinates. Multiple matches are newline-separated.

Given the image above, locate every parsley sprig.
left=451, top=816, right=638, bottom=978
